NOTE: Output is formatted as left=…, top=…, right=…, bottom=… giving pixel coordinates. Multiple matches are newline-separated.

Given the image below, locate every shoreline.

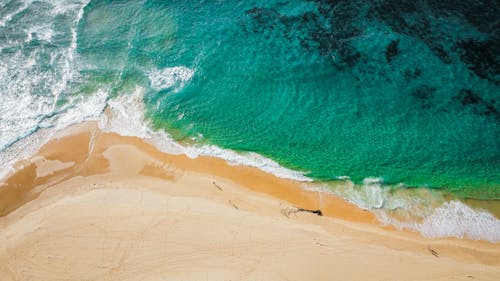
left=1, top=121, right=499, bottom=280
left=0, top=121, right=376, bottom=223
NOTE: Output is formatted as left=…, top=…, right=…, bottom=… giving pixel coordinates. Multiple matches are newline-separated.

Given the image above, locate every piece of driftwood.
left=281, top=206, right=323, bottom=217
left=297, top=208, right=323, bottom=216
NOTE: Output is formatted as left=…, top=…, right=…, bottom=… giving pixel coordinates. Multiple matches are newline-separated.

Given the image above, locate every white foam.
left=0, top=50, right=57, bottom=150
left=51, top=0, right=91, bottom=113
left=50, top=91, right=108, bottom=130
left=379, top=200, right=500, bottom=243
left=418, top=201, right=500, bottom=242
left=0, top=0, right=92, bottom=150
left=0, top=0, right=106, bottom=174
left=97, top=87, right=311, bottom=182
left=99, top=86, right=153, bottom=138
left=0, top=90, right=108, bottom=179
left=183, top=145, right=312, bottom=181
left=329, top=177, right=387, bottom=209
left=324, top=178, right=500, bottom=242
left=0, top=0, right=31, bottom=27
left=25, top=24, right=55, bottom=43
left=51, top=0, right=88, bottom=16
left=148, top=66, right=195, bottom=91
left=68, top=0, right=91, bottom=62
left=0, top=127, right=57, bottom=180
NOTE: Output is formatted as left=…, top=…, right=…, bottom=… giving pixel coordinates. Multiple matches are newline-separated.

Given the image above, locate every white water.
left=378, top=200, right=500, bottom=242
left=99, top=84, right=312, bottom=182
left=328, top=178, right=500, bottom=242
left=148, top=66, right=195, bottom=91
left=0, top=0, right=91, bottom=150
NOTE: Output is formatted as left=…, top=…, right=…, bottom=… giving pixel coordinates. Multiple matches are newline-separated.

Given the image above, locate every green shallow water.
left=73, top=0, right=499, bottom=199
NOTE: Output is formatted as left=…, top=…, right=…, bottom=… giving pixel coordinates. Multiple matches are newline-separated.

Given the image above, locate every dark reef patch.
left=425, top=0, right=499, bottom=34
left=385, top=39, right=399, bottom=63
left=244, top=1, right=364, bottom=68
left=456, top=89, right=482, bottom=106
left=403, top=68, right=422, bottom=80
left=368, top=0, right=499, bottom=82
left=454, top=89, right=499, bottom=119
left=368, top=0, right=454, bottom=64
left=412, top=85, right=436, bottom=109
left=245, top=0, right=499, bottom=83
left=457, top=39, right=500, bottom=84
left=243, top=0, right=499, bottom=108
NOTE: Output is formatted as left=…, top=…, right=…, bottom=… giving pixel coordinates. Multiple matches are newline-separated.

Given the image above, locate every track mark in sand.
left=229, top=200, right=239, bottom=210
left=1, top=263, right=17, bottom=281
left=428, top=246, right=439, bottom=258
left=212, top=181, right=223, bottom=191
left=107, top=248, right=128, bottom=280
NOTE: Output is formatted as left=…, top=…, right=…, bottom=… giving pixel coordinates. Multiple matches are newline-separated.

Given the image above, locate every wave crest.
left=148, top=66, right=195, bottom=91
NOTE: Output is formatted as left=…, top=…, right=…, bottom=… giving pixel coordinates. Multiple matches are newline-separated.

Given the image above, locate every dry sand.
left=0, top=122, right=499, bottom=281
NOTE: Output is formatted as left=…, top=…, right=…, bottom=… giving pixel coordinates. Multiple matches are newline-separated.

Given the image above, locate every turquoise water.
left=1, top=0, right=499, bottom=200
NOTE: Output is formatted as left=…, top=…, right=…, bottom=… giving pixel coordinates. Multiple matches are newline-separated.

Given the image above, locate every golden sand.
left=0, top=122, right=499, bottom=280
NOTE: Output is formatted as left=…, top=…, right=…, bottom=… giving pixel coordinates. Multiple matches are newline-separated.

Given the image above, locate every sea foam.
left=98, top=83, right=312, bottom=182
left=378, top=200, right=500, bottom=243
left=324, top=178, right=500, bottom=242
left=0, top=0, right=92, bottom=151
left=148, top=66, right=195, bottom=91
left=418, top=201, right=500, bottom=242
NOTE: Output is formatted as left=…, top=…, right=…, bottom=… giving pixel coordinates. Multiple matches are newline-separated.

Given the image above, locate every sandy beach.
left=0, top=122, right=499, bottom=281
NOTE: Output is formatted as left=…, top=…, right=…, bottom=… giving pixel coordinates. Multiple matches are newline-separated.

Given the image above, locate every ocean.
left=0, top=0, right=499, bottom=241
